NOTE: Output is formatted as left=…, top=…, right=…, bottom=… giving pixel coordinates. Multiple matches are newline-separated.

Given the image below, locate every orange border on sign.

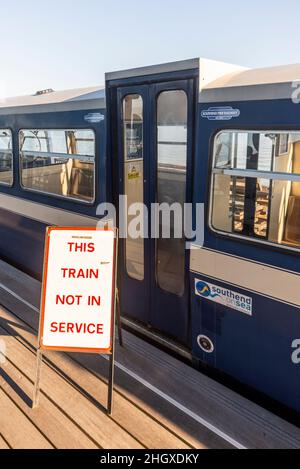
left=39, top=226, right=117, bottom=354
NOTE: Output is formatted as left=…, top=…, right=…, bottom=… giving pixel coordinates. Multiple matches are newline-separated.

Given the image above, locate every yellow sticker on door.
left=128, top=166, right=140, bottom=181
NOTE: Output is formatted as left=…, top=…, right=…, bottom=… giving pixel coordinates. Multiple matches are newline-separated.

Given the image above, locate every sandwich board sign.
left=33, top=227, right=118, bottom=415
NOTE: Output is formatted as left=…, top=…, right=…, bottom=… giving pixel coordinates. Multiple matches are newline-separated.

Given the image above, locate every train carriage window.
left=211, top=131, right=300, bottom=250
left=19, top=129, right=95, bottom=203
left=0, top=129, right=13, bottom=186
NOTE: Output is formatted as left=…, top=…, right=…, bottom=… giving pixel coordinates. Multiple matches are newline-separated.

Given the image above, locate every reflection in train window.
left=0, top=129, right=13, bottom=186
left=19, top=129, right=95, bottom=202
left=211, top=131, right=300, bottom=249
left=123, top=94, right=144, bottom=281
left=156, top=90, right=188, bottom=296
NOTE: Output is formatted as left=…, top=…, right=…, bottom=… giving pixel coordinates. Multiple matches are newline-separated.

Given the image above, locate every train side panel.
left=191, top=97, right=300, bottom=413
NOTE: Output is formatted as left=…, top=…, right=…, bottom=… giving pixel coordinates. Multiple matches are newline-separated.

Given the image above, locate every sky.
left=1, top=0, right=300, bottom=98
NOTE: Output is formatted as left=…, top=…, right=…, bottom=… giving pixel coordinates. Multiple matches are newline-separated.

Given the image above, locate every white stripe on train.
left=190, top=246, right=300, bottom=308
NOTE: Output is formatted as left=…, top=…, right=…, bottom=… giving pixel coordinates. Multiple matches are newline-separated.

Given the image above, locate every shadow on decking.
left=0, top=316, right=34, bottom=408
left=0, top=316, right=33, bottom=337
left=0, top=366, right=32, bottom=407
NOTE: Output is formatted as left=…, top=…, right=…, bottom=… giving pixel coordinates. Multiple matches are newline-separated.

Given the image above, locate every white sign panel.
left=195, top=278, right=252, bottom=316
left=40, top=227, right=116, bottom=353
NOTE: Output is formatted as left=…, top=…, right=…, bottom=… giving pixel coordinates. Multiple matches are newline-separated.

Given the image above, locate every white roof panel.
left=1, top=59, right=299, bottom=112
left=0, top=86, right=105, bottom=114
left=205, top=63, right=300, bottom=89
left=201, top=63, right=300, bottom=102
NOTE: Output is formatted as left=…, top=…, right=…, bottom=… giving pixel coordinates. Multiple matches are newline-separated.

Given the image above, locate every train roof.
left=200, top=62, right=300, bottom=103
left=107, top=58, right=300, bottom=102
left=0, top=86, right=105, bottom=115
left=1, top=58, right=300, bottom=115
left=106, top=57, right=247, bottom=90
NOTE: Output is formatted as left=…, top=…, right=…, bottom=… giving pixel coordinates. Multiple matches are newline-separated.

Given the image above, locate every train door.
left=116, top=79, right=194, bottom=346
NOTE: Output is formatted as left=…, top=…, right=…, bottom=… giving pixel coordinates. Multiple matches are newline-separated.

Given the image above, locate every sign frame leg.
left=107, top=337, right=115, bottom=416
left=32, top=348, right=43, bottom=408
left=107, top=230, right=118, bottom=416
left=105, top=307, right=117, bottom=415
left=116, top=288, right=123, bottom=348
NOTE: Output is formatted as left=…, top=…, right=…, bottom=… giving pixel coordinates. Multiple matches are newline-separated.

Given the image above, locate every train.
left=0, top=57, right=299, bottom=415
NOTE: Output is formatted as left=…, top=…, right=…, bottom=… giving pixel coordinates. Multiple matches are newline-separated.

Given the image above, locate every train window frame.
left=18, top=128, right=96, bottom=205
left=0, top=129, right=14, bottom=187
left=209, top=129, right=300, bottom=254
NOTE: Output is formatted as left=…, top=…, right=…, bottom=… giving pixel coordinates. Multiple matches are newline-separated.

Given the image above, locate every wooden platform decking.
left=0, top=259, right=300, bottom=449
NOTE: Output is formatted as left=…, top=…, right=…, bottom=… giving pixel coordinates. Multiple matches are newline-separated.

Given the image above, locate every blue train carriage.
left=0, top=86, right=107, bottom=276
left=192, top=63, right=300, bottom=413
left=0, top=57, right=299, bottom=415
left=106, top=59, right=300, bottom=413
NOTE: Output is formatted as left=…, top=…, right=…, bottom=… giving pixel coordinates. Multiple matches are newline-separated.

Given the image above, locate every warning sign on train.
left=39, top=227, right=117, bottom=353
left=127, top=165, right=141, bottom=181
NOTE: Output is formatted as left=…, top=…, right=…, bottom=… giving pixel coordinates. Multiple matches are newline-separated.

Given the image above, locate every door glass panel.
left=123, top=94, right=144, bottom=281
left=156, top=90, right=188, bottom=296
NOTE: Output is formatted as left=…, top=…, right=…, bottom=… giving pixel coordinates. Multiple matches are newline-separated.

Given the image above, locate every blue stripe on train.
left=0, top=208, right=46, bottom=278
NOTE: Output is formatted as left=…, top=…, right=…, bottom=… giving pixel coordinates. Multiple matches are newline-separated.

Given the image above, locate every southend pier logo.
left=195, top=278, right=253, bottom=316
left=195, top=280, right=220, bottom=299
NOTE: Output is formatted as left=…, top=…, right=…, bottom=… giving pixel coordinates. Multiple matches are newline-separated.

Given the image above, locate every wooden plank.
left=2, top=259, right=300, bottom=449
left=0, top=259, right=41, bottom=308
left=2, top=289, right=300, bottom=450
left=39, top=351, right=190, bottom=449
left=0, top=302, right=228, bottom=449
left=0, top=356, right=98, bottom=449
left=0, top=388, right=53, bottom=449
left=0, top=435, right=11, bottom=449
left=113, top=332, right=300, bottom=449
left=0, top=324, right=143, bottom=449
left=72, top=352, right=233, bottom=449
left=0, top=307, right=192, bottom=449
